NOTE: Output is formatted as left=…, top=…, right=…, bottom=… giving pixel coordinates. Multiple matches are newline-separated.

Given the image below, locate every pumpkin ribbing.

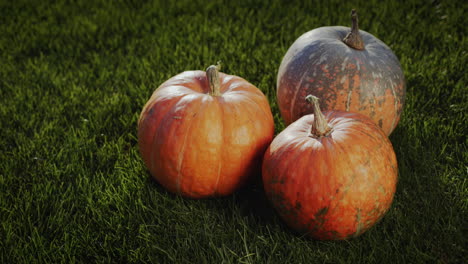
left=138, top=66, right=274, bottom=198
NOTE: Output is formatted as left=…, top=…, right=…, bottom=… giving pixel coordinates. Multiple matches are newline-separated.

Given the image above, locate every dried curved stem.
left=206, top=62, right=222, bottom=96
left=343, top=9, right=365, bottom=50
left=305, top=95, right=332, bottom=137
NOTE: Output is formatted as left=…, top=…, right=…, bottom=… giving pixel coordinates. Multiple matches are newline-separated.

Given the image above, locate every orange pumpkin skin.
left=262, top=111, right=397, bottom=240
left=277, top=26, right=406, bottom=135
left=138, top=70, right=274, bottom=198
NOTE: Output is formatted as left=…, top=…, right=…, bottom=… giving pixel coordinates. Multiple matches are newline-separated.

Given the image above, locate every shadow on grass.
left=143, top=171, right=288, bottom=231
left=231, top=176, right=279, bottom=225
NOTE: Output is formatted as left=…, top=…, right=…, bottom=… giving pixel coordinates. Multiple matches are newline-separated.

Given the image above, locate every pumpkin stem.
left=343, top=9, right=365, bottom=50
left=305, top=95, right=332, bottom=137
left=206, top=62, right=222, bottom=96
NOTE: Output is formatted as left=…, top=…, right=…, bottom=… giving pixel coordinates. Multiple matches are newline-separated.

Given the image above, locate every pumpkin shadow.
left=231, top=176, right=278, bottom=223
left=143, top=171, right=274, bottom=216
left=228, top=176, right=330, bottom=241
left=144, top=171, right=294, bottom=235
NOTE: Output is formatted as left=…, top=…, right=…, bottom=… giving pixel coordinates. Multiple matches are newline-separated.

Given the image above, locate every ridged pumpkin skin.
left=138, top=70, right=274, bottom=198
left=262, top=111, right=398, bottom=240
left=277, top=26, right=406, bottom=135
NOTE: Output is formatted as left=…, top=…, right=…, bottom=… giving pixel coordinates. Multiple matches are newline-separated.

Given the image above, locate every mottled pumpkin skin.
left=277, top=26, right=406, bottom=135
left=262, top=111, right=398, bottom=240
left=138, top=71, right=274, bottom=198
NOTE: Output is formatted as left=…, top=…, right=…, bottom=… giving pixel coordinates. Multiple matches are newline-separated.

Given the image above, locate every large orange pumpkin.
left=277, top=10, right=405, bottom=135
left=262, top=95, right=398, bottom=240
left=138, top=65, right=274, bottom=198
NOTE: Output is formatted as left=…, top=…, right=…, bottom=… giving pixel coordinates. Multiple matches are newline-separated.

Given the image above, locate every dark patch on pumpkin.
left=364, top=157, right=371, bottom=166
left=336, top=188, right=340, bottom=194
left=378, top=119, right=383, bottom=128
left=268, top=189, right=298, bottom=220
left=329, top=230, right=342, bottom=240
left=268, top=178, right=285, bottom=184
left=295, top=201, right=302, bottom=210
left=314, top=206, right=329, bottom=225
left=358, top=105, right=368, bottom=111
left=316, top=206, right=329, bottom=216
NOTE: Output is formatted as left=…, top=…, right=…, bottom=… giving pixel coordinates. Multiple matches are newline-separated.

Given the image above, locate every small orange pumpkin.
left=138, top=65, right=274, bottom=198
left=262, top=95, right=398, bottom=240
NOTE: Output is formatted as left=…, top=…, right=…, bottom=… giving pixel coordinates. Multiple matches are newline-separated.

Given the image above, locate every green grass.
left=1, top=0, right=466, bottom=263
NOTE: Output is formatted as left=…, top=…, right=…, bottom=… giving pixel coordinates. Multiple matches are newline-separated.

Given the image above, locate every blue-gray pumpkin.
left=277, top=10, right=405, bottom=135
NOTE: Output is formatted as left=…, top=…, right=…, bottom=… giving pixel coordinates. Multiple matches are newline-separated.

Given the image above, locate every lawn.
left=0, top=0, right=466, bottom=263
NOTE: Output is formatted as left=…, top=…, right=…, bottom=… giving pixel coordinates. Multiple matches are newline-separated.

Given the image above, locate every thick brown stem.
left=305, top=95, right=332, bottom=137
left=343, top=9, right=365, bottom=50
left=206, top=63, right=221, bottom=96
